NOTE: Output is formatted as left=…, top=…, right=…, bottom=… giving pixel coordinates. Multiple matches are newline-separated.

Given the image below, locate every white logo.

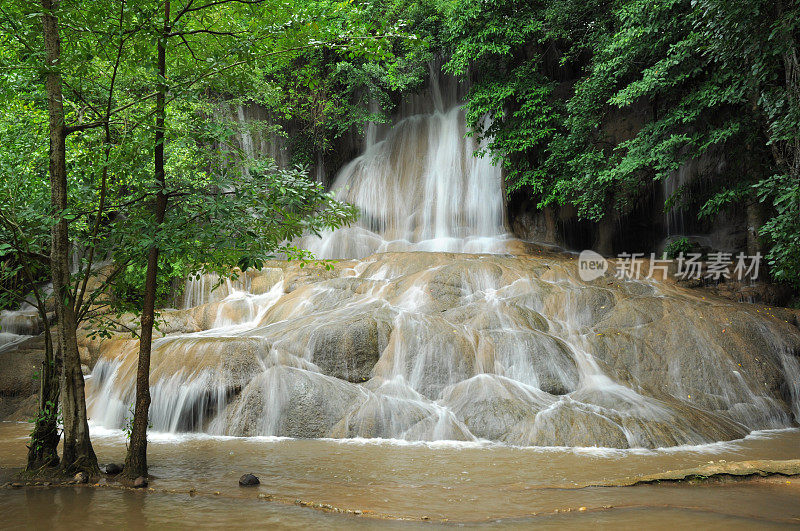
left=578, top=250, right=608, bottom=281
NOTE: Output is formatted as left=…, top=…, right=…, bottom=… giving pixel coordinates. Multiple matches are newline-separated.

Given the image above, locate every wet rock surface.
left=83, top=251, right=800, bottom=448
left=238, top=473, right=260, bottom=486
left=308, top=315, right=392, bottom=383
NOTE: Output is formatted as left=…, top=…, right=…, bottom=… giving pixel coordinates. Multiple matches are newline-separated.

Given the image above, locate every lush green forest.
left=0, top=0, right=798, bottom=480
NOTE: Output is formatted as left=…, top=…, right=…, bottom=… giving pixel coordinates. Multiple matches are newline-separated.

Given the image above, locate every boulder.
left=517, top=401, right=631, bottom=448
left=238, top=473, right=260, bottom=487
left=372, top=315, right=476, bottom=399
left=309, top=315, right=392, bottom=383
left=105, top=463, right=123, bottom=475
left=218, top=366, right=367, bottom=437
left=481, top=330, right=579, bottom=395
left=331, top=392, right=433, bottom=438
left=439, top=375, right=550, bottom=441
left=0, top=310, right=42, bottom=336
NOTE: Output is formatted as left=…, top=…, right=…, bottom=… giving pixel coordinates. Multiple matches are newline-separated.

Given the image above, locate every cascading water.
left=0, top=304, right=40, bottom=353
left=87, top=251, right=800, bottom=448
left=86, top=72, right=800, bottom=449
left=302, top=105, right=508, bottom=259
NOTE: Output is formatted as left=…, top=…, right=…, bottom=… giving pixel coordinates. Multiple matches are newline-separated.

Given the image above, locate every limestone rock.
left=309, top=315, right=392, bottom=383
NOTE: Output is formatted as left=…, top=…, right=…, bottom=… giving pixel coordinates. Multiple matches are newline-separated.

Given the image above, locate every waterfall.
left=85, top=69, right=800, bottom=449
left=0, top=304, right=40, bottom=353
left=236, top=105, right=255, bottom=161
left=304, top=106, right=508, bottom=259
left=86, top=250, right=800, bottom=448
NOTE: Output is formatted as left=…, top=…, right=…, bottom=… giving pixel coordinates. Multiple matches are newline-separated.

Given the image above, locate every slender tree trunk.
left=26, top=324, right=61, bottom=470
left=123, top=0, right=170, bottom=480
left=593, top=210, right=616, bottom=256
left=745, top=199, right=768, bottom=257
left=40, top=0, right=98, bottom=475
left=542, top=206, right=559, bottom=245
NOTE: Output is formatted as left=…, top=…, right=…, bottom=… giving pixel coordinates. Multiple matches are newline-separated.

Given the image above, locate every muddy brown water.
left=1, top=422, right=799, bottom=528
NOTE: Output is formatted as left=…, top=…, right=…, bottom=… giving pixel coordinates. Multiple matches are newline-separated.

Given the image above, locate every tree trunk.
left=40, top=0, right=98, bottom=475
left=745, top=199, right=768, bottom=258
left=593, top=211, right=616, bottom=257
left=123, top=0, right=170, bottom=480
left=542, top=206, right=559, bottom=244
left=26, top=325, right=61, bottom=470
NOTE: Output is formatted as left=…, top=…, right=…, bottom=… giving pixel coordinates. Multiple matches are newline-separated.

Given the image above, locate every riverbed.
left=1, top=422, right=799, bottom=527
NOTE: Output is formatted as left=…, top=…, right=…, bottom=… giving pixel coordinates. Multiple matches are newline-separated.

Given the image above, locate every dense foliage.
left=0, top=0, right=416, bottom=313
left=1, top=0, right=798, bottom=305
left=443, top=0, right=799, bottom=287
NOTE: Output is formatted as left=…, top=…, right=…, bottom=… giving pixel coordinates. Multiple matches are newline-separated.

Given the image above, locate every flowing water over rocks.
left=303, top=102, right=508, bottom=258
left=81, top=94, right=800, bottom=449
left=0, top=305, right=41, bottom=354
left=87, top=250, right=800, bottom=449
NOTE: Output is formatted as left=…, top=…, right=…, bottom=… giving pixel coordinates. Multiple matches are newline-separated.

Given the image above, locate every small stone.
left=214, top=491, right=220, bottom=495
left=257, top=493, right=272, bottom=500
left=189, top=488, right=197, bottom=497
left=238, top=473, right=260, bottom=487
left=74, top=472, right=89, bottom=484
left=579, top=507, right=587, bottom=512
left=133, top=476, right=148, bottom=488
left=105, top=463, right=123, bottom=475
left=10, top=482, right=23, bottom=489
left=353, top=510, right=362, bottom=515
